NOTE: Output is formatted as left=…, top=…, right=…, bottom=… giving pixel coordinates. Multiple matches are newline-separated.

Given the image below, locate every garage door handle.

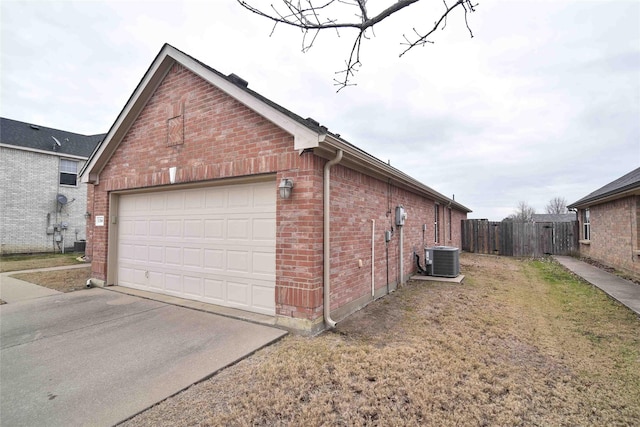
left=145, top=271, right=149, bottom=279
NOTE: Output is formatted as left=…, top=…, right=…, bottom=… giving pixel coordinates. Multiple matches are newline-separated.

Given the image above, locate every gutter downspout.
left=324, top=149, right=343, bottom=329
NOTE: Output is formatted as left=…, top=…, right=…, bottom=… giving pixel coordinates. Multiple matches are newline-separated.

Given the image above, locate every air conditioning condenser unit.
left=424, top=246, right=460, bottom=278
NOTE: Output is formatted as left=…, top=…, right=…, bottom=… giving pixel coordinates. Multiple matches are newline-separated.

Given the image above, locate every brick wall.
left=86, top=62, right=468, bottom=331
left=86, top=63, right=324, bottom=325
left=577, top=196, right=640, bottom=275
left=327, top=165, right=467, bottom=321
left=0, top=147, right=88, bottom=254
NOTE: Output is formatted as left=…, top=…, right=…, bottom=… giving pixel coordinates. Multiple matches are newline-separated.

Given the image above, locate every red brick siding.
left=85, top=62, right=468, bottom=328
left=86, top=64, right=323, bottom=320
left=577, top=196, right=640, bottom=275
left=327, top=164, right=467, bottom=315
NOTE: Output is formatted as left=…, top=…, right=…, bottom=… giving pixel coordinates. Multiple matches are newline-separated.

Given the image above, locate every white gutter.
left=323, top=149, right=343, bottom=329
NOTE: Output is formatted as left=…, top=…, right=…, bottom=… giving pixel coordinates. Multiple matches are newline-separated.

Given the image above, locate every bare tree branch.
left=237, top=0, right=478, bottom=90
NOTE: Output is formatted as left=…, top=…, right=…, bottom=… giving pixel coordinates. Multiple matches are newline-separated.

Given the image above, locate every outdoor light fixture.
left=279, top=178, right=294, bottom=199
left=84, top=211, right=92, bottom=219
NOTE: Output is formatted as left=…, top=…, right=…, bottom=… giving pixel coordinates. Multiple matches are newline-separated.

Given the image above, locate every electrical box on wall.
left=385, top=230, right=392, bottom=242
left=395, top=205, right=407, bottom=226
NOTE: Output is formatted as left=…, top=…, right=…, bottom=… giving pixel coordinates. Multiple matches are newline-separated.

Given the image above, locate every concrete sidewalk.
left=0, top=264, right=90, bottom=303
left=554, top=256, right=640, bottom=316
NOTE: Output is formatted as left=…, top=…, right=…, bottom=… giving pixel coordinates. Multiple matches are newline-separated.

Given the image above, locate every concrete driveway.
left=0, top=288, right=287, bottom=426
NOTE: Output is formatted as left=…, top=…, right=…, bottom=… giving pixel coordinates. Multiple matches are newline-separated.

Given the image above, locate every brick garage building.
left=81, top=44, right=471, bottom=333
left=569, top=167, right=640, bottom=276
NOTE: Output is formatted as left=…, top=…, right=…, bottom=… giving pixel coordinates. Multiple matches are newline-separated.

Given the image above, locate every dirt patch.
left=122, top=254, right=640, bottom=426
left=11, top=267, right=91, bottom=293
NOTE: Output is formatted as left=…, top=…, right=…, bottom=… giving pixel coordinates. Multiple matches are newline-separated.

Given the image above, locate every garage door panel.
left=253, top=218, right=276, bottom=241
left=148, top=246, right=164, bottom=263
left=228, top=187, right=251, bottom=208
left=227, top=281, right=249, bottom=307
left=252, top=285, right=275, bottom=311
left=166, top=192, right=185, bottom=210
left=204, top=219, right=224, bottom=239
left=165, top=246, right=183, bottom=265
left=117, top=181, right=276, bottom=315
left=227, top=219, right=249, bottom=240
left=227, top=250, right=249, bottom=273
left=165, top=274, right=182, bottom=293
left=204, top=278, right=224, bottom=301
left=203, top=249, right=224, bottom=270
left=183, top=276, right=203, bottom=297
left=253, top=185, right=276, bottom=208
left=183, top=248, right=201, bottom=267
left=184, top=220, right=203, bottom=238
left=149, top=220, right=164, bottom=237
left=133, top=245, right=148, bottom=262
left=253, top=251, right=275, bottom=276
left=166, top=220, right=182, bottom=237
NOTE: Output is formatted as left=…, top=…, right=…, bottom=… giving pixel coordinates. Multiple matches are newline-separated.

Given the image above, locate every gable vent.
left=227, top=73, right=248, bottom=88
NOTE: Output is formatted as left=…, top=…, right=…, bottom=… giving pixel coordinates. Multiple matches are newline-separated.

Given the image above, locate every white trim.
left=0, top=143, right=88, bottom=160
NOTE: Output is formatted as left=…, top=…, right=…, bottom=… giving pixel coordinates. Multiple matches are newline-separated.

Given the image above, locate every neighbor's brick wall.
left=578, top=196, right=640, bottom=275
left=0, top=147, right=88, bottom=254
left=86, top=63, right=323, bottom=321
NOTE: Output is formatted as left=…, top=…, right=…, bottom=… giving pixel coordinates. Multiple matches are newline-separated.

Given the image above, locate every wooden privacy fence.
left=461, top=219, right=579, bottom=257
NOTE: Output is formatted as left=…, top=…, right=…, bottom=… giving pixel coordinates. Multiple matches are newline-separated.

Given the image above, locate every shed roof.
left=0, top=117, right=104, bottom=159
left=568, top=167, right=640, bottom=209
left=82, top=43, right=471, bottom=213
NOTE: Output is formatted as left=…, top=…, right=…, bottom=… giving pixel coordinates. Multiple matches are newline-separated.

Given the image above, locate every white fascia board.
left=168, top=48, right=324, bottom=150
left=0, top=144, right=88, bottom=160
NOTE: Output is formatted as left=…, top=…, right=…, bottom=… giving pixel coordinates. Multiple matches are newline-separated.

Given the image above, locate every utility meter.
left=395, top=205, right=407, bottom=226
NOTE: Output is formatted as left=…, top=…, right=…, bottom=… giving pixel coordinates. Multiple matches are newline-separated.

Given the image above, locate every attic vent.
left=227, top=73, right=248, bottom=88
left=305, top=117, right=320, bottom=126
left=30, top=124, right=40, bottom=130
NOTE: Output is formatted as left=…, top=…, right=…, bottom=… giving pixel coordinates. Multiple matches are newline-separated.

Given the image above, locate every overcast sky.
left=2, top=0, right=638, bottom=220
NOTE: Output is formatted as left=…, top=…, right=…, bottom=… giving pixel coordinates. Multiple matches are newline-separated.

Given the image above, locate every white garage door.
left=116, top=181, right=276, bottom=315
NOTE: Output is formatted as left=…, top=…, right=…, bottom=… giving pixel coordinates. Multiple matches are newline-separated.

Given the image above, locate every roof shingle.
left=0, top=117, right=104, bottom=158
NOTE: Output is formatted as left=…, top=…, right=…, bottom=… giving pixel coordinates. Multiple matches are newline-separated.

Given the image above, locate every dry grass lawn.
left=122, top=254, right=640, bottom=426
left=11, top=267, right=91, bottom=293
left=1, top=253, right=90, bottom=293
left=0, top=253, right=84, bottom=273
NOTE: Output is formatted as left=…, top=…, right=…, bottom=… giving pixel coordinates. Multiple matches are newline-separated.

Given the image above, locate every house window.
left=448, top=207, right=452, bottom=241
left=434, top=204, right=440, bottom=243
left=582, top=209, right=590, bottom=240
left=59, top=159, right=78, bottom=186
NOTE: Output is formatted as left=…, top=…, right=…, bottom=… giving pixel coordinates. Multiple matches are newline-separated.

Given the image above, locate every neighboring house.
left=568, top=167, right=640, bottom=276
left=0, top=117, right=103, bottom=254
left=531, top=213, right=576, bottom=223
left=81, top=44, right=471, bottom=333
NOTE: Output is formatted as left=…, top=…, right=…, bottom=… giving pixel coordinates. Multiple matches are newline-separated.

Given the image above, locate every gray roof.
left=0, top=117, right=104, bottom=158
left=568, top=167, right=640, bottom=208
left=531, top=213, right=576, bottom=222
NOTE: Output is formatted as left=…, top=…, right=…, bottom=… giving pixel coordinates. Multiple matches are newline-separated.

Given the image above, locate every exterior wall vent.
left=227, top=73, right=248, bottom=88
